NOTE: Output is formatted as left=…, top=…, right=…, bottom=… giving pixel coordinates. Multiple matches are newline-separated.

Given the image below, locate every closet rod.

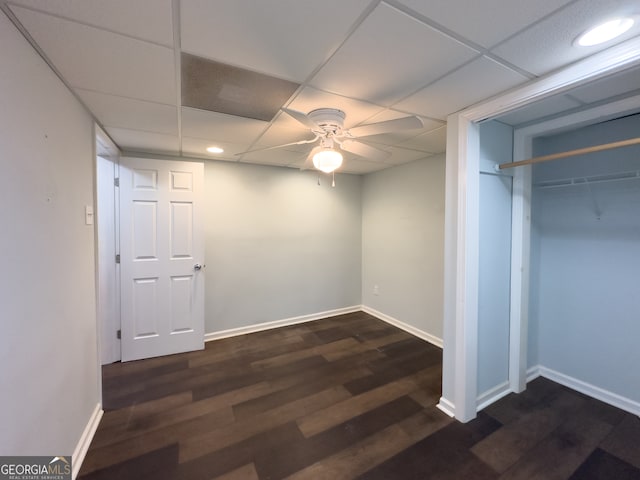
left=498, top=136, right=640, bottom=170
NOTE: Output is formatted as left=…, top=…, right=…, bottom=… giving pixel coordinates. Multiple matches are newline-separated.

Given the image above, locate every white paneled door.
left=120, top=157, right=204, bottom=362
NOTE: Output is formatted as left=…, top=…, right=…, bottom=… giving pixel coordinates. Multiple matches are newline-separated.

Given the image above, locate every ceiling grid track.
left=4, top=0, right=640, bottom=172
left=0, top=3, right=123, bottom=150
left=236, top=0, right=385, bottom=160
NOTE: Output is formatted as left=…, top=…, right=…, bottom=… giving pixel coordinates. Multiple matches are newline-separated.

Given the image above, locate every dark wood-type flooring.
left=79, top=312, right=640, bottom=479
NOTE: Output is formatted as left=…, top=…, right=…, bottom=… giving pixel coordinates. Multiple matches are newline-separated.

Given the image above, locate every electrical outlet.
left=373, top=285, right=379, bottom=296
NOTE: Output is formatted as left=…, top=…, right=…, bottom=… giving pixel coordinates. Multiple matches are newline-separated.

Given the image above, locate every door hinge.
left=117, top=329, right=121, bottom=339
left=115, top=254, right=120, bottom=264
left=114, top=177, right=120, bottom=187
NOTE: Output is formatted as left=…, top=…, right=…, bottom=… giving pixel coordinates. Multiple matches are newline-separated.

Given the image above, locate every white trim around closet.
left=440, top=35, right=640, bottom=422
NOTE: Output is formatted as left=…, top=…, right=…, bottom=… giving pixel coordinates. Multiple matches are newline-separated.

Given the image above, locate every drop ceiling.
left=495, top=62, right=640, bottom=127
left=2, top=0, right=640, bottom=174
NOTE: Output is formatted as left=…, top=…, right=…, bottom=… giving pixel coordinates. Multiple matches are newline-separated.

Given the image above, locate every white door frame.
left=438, top=36, right=640, bottom=422
left=95, top=125, right=121, bottom=365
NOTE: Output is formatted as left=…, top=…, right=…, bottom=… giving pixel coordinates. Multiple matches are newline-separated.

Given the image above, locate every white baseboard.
left=204, top=306, right=362, bottom=342
left=528, top=365, right=640, bottom=417
left=526, top=365, right=541, bottom=383
left=72, top=403, right=103, bottom=480
left=204, top=305, right=444, bottom=350
left=437, top=397, right=456, bottom=417
left=476, top=381, right=511, bottom=411
left=361, top=305, right=443, bottom=348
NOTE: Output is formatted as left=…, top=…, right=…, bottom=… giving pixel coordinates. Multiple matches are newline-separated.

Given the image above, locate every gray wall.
left=204, top=162, right=362, bottom=332
left=361, top=155, right=445, bottom=341
left=0, top=12, right=100, bottom=455
left=477, top=121, right=513, bottom=397
left=530, top=114, right=640, bottom=403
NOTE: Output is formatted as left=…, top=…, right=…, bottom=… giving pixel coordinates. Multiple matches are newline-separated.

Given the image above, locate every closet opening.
left=441, top=54, right=640, bottom=422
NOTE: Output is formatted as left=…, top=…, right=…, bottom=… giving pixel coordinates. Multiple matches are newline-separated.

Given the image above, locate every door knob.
left=194, top=263, right=203, bottom=271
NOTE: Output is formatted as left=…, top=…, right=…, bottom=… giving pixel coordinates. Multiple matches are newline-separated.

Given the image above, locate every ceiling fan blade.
left=340, top=140, right=390, bottom=162
left=235, top=137, right=318, bottom=156
left=301, top=146, right=322, bottom=170
left=282, top=108, right=319, bottom=130
left=348, top=116, right=424, bottom=138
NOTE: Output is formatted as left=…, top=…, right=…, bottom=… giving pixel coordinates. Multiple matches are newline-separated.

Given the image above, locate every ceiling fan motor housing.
left=308, top=108, right=346, bottom=134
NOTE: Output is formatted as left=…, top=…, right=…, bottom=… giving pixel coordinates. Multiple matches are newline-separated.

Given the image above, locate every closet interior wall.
left=529, top=113, right=640, bottom=408
left=477, top=121, right=514, bottom=405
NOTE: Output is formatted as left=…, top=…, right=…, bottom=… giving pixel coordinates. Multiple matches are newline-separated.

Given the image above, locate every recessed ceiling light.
left=206, top=146, right=224, bottom=154
left=575, top=17, right=635, bottom=47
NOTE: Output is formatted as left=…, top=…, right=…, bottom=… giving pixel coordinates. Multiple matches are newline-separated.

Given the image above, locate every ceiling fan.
left=238, top=108, right=424, bottom=173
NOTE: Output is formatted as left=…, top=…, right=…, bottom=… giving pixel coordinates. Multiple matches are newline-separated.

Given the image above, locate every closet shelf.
left=534, top=170, right=640, bottom=189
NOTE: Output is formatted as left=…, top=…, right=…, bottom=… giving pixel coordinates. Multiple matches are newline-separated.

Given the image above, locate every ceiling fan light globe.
left=313, top=149, right=343, bottom=173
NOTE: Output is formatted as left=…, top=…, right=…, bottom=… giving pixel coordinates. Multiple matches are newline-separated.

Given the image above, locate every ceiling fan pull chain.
left=317, top=176, right=321, bottom=186
left=332, top=171, right=336, bottom=188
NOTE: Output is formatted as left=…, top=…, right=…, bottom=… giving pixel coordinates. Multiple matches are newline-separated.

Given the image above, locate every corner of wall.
left=361, top=305, right=443, bottom=348
left=532, top=366, right=640, bottom=417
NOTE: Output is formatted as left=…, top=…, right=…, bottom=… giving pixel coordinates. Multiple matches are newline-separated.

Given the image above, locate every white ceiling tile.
left=339, top=158, right=390, bottom=174
left=181, top=136, right=250, bottom=161
left=15, top=0, right=638, bottom=165
left=309, top=3, right=478, bottom=106
left=106, top=127, right=179, bottom=154
left=395, top=56, right=529, bottom=119
left=287, top=87, right=387, bottom=129
left=181, top=107, right=268, bottom=144
left=568, top=64, right=640, bottom=104
left=12, top=6, right=175, bottom=104
left=240, top=148, right=307, bottom=167
left=396, top=0, right=573, bottom=48
left=180, top=0, right=371, bottom=82
left=491, top=0, right=640, bottom=76
left=75, top=89, right=178, bottom=135
left=380, top=146, right=434, bottom=165
left=8, top=0, right=174, bottom=46
left=496, top=95, right=583, bottom=126
left=398, top=126, right=447, bottom=153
